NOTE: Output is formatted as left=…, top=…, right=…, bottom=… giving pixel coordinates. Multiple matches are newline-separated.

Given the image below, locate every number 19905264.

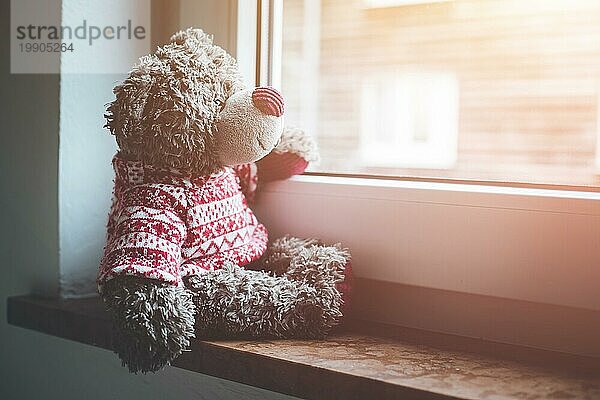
left=19, top=42, right=74, bottom=52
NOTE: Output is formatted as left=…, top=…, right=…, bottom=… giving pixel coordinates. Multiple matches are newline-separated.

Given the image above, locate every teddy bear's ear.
left=105, top=52, right=222, bottom=174
left=104, top=55, right=157, bottom=156
left=169, top=27, right=213, bottom=46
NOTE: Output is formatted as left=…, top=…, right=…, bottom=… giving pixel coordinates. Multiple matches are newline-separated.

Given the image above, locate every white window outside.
left=360, top=71, right=458, bottom=169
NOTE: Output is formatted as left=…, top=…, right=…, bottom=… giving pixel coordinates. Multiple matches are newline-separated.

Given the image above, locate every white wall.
left=58, top=0, right=150, bottom=297
left=58, top=72, right=117, bottom=297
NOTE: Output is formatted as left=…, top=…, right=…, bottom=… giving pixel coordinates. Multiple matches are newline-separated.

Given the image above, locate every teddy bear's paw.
left=284, top=243, right=350, bottom=287
left=263, top=235, right=321, bottom=275
left=279, top=281, right=344, bottom=338
left=101, top=276, right=196, bottom=374
left=275, top=126, right=320, bottom=163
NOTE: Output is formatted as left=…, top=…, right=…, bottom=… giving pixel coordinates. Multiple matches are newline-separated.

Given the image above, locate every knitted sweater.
left=98, top=156, right=266, bottom=287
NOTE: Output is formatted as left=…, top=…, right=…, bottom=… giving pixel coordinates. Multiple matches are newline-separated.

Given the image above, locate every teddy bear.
left=97, top=28, right=352, bottom=374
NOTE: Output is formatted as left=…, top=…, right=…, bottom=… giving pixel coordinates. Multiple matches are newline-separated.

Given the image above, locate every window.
left=359, top=71, right=458, bottom=169
left=239, top=0, right=600, bottom=356
left=279, top=0, right=600, bottom=187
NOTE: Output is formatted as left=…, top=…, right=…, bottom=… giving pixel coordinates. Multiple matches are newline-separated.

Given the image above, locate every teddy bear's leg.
left=101, top=276, right=196, bottom=373
left=186, top=262, right=344, bottom=339
left=266, top=237, right=353, bottom=316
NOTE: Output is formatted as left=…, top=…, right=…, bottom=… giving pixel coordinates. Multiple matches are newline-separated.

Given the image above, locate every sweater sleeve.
left=232, top=163, right=259, bottom=203
left=256, top=151, right=309, bottom=183
left=98, top=184, right=188, bottom=287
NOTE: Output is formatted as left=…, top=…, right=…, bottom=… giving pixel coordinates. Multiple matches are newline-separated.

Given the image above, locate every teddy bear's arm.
left=256, top=126, right=319, bottom=183
left=99, top=185, right=196, bottom=373
left=99, top=184, right=188, bottom=285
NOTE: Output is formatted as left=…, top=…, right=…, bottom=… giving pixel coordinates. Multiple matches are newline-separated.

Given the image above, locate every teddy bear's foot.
left=262, top=235, right=321, bottom=275
left=270, top=238, right=353, bottom=316
left=101, top=276, right=196, bottom=373
left=283, top=243, right=350, bottom=286
left=186, top=263, right=343, bottom=339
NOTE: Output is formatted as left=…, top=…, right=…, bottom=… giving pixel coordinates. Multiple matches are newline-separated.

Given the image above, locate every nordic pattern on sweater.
left=98, top=155, right=267, bottom=287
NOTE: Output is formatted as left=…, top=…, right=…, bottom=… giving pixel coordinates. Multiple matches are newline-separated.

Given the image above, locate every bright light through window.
left=281, top=0, right=600, bottom=186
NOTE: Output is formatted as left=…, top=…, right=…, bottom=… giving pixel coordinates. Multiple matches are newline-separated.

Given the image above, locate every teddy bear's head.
left=105, top=28, right=285, bottom=175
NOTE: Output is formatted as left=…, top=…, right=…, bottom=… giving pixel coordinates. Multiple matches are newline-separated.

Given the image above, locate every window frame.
left=249, top=0, right=600, bottom=193
left=232, top=0, right=600, bottom=354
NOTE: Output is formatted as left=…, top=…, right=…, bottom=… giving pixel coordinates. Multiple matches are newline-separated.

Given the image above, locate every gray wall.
left=58, top=0, right=148, bottom=297
left=0, top=0, right=297, bottom=398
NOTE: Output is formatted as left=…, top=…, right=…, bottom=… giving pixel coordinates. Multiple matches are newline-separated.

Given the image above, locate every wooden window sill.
left=6, top=295, right=600, bottom=400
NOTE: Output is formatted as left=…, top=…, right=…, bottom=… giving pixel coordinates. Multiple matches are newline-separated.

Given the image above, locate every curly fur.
left=273, top=126, right=320, bottom=162
left=284, top=244, right=349, bottom=286
left=104, top=28, right=245, bottom=176
left=101, top=276, right=196, bottom=373
left=186, top=253, right=345, bottom=339
left=262, top=235, right=321, bottom=275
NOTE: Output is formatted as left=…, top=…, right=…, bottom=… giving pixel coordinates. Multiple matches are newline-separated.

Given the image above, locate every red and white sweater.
left=98, top=156, right=266, bottom=287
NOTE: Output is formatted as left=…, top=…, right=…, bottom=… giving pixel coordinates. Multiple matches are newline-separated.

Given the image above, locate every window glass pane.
left=281, top=0, right=600, bottom=186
